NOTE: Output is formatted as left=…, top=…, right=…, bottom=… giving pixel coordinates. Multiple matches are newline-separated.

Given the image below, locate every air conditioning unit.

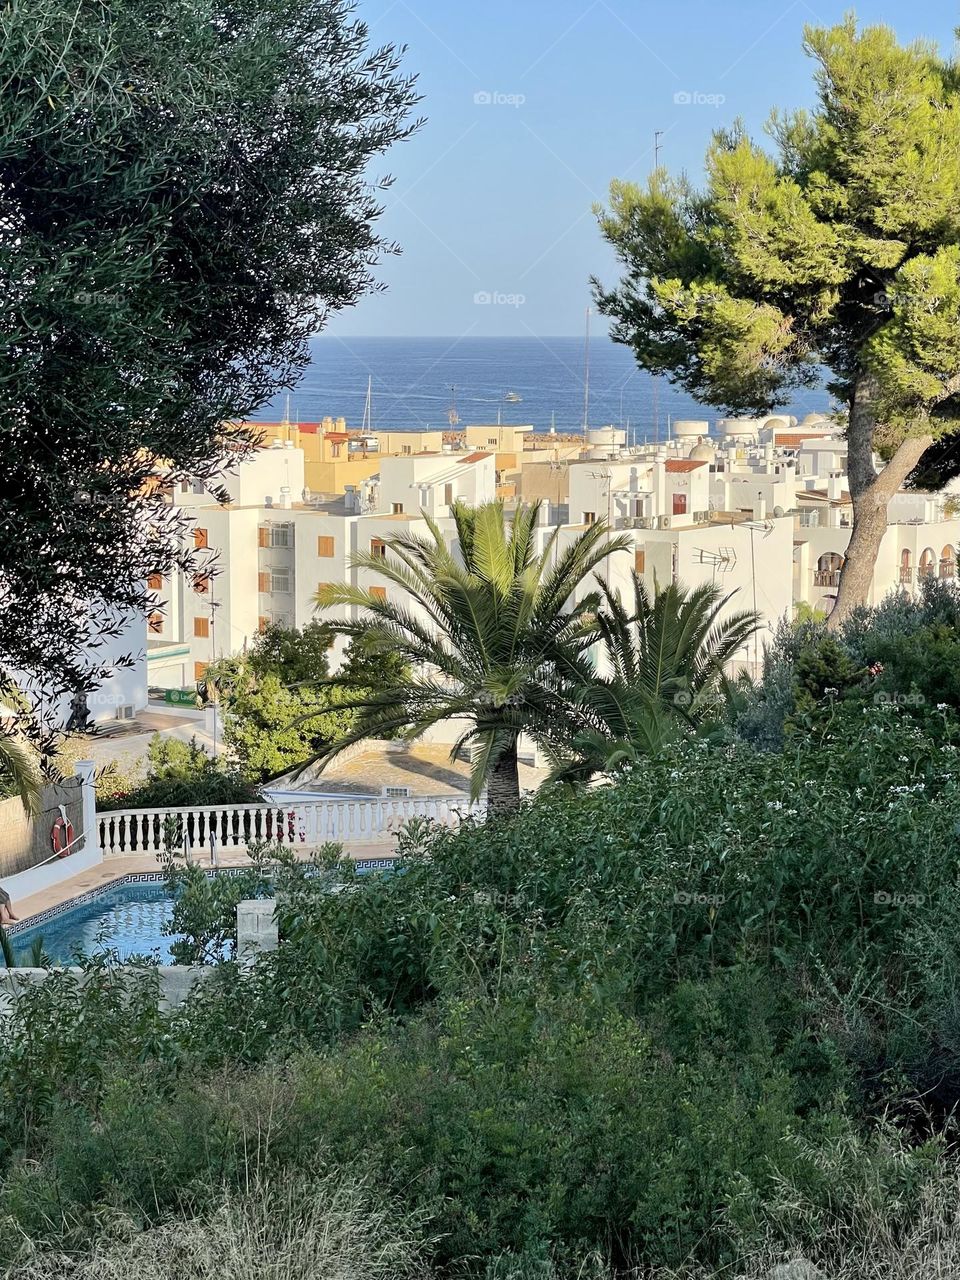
left=694, top=510, right=710, bottom=524
left=115, top=705, right=135, bottom=721
left=657, top=515, right=672, bottom=530
left=635, top=516, right=652, bottom=529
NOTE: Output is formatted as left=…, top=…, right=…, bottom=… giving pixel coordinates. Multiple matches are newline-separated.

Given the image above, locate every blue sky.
left=330, top=0, right=958, bottom=338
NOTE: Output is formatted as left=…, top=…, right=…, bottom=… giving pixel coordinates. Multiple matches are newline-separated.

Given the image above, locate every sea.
left=252, top=336, right=833, bottom=442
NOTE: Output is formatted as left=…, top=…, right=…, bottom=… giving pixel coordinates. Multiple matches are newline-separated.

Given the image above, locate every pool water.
left=12, top=882, right=179, bottom=965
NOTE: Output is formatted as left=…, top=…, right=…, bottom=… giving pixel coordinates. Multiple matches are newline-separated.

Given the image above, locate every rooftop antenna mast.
left=652, top=130, right=664, bottom=446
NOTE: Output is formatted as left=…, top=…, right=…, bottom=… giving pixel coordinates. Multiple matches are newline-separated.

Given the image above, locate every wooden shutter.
left=194, top=661, right=208, bottom=681
left=369, top=586, right=387, bottom=602
left=194, top=527, right=209, bottom=549
left=258, top=527, right=269, bottom=548
left=194, top=616, right=210, bottom=638
left=147, top=573, right=163, bottom=591
left=317, top=535, right=335, bottom=557
left=634, top=548, right=645, bottom=574
left=193, top=573, right=210, bottom=595
left=148, top=612, right=163, bottom=634
left=258, top=571, right=270, bottom=593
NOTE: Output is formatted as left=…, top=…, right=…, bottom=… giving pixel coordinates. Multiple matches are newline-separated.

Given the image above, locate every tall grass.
left=6, top=1177, right=432, bottom=1280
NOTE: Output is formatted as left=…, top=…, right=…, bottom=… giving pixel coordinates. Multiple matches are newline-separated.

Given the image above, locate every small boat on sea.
left=504, top=391, right=522, bottom=403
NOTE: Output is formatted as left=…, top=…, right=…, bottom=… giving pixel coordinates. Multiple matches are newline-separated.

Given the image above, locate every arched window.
left=814, top=552, right=844, bottom=588
left=919, top=548, right=937, bottom=578
left=900, top=549, right=912, bottom=584
left=941, top=545, right=957, bottom=580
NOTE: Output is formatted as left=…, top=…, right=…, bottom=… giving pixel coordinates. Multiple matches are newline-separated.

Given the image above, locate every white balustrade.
left=96, top=795, right=483, bottom=859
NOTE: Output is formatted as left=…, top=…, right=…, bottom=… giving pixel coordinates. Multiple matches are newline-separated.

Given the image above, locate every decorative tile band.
left=8, top=858, right=398, bottom=938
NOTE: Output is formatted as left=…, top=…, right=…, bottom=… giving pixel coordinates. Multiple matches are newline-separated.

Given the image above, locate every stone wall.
left=0, top=776, right=84, bottom=880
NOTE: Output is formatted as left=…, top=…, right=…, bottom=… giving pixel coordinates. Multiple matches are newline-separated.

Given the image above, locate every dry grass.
left=6, top=1177, right=433, bottom=1280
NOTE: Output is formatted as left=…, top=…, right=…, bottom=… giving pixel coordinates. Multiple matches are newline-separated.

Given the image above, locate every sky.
left=326, top=0, right=958, bottom=339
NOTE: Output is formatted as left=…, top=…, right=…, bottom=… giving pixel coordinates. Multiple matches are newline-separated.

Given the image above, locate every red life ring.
left=51, top=816, right=75, bottom=857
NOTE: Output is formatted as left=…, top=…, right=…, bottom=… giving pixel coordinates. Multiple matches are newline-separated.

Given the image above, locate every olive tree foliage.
left=595, top=19, right=960, bottom=624
left=0, top=0, right=420, bottom=739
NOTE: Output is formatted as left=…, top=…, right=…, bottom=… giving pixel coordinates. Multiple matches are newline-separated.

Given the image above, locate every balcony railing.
left=941, top=560, right=957, bottom=579
left=97, top=795, right=483, bottom=859
left=899, top=567, right=913, bottom=584
left=813, top=570, right=841, bottom=587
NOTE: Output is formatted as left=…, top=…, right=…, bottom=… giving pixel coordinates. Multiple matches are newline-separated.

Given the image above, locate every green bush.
left=98, top=736, right=260, bottom=812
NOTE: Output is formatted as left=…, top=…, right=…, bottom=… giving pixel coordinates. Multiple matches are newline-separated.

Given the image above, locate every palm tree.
left=550, top=574, right=759, bottom=784
left=0, top=696, right=41, bottom=817
left=310, top=501, right=630, bottom=816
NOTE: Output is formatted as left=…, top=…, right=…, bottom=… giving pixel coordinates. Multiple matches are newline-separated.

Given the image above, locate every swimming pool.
left=8, top=858, right=398, bottom=966
left=11, top=880, right=180, bottom=964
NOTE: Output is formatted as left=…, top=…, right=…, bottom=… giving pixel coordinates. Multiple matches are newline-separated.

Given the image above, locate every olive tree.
left=0, top=0, right=419, bottom=728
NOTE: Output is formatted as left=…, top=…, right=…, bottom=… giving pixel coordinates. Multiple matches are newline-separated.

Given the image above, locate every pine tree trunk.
left=486, top=739, right=521, bottom=817
left=828, top=375, right=931, bottom=628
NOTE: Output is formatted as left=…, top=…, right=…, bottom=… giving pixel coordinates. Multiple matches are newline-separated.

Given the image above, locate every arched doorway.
left=814, top=551, right=844, bottom=588
left=941, top=544, right=957, bottom=580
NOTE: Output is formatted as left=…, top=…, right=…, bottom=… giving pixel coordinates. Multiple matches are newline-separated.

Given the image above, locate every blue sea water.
left=253, top=336, right=833, bottom=440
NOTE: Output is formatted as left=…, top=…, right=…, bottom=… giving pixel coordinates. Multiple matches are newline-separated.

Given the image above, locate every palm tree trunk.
left=486, top=739, right=521, bottom=816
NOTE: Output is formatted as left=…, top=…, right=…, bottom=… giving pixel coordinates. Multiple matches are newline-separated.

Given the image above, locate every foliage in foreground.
left=96, top=735, right=260, bottom=812
left=7, top=1176, right=431, bottom=1280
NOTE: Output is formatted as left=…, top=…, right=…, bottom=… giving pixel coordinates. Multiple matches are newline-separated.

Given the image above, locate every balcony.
left=941, top=560, right=956, bottom=579
left=899, top=567, right=913, bottom=584
left=813, top=570, right=841, bottom=588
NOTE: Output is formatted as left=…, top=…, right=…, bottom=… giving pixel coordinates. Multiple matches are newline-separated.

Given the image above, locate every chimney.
left=827, top=471, right=843, bottom=501
left=753, top=494, right=767, bottom=521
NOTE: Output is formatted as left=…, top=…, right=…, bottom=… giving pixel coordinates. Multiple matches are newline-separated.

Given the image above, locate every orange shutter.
left=258, top=615, right=269, bottom=632
left=148, top=612, right=163, bottom=634
left=194, top=616, right=210, bottom=638
left=370, top=538, right=386, bottom=559
left=194, top=661, right=208, bottom=681
left=634, top=549, right=645, bottom=574
left=317, top=535, right=335, bottom=557
left=194, top=527, right=209, bottom=549
left=147, top=573, right=163, bottom=591
left=193, top=573, right=210, bottom=595
left=258, top=571, right=270, bottom=593
left=369, top=586, right=387, bottom=602
left=258, top=527, right=269, bottom=548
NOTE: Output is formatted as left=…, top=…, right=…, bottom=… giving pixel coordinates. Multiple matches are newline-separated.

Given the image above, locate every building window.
left=392, top=502, right=404, bottom=515
left=634, top=549, right=645, bottom=575
left=192, top=481, right=204, bottom=496
left=270, top=524, right=291, bottom=548
left=193, top=573, right=211, bottom=595
left=271, top=570, right=291, bottom=594
left=257, top=571, right=270, bottom=593
left=402, top=445, right=412, bottom=455
left=583, top=512, right=596, bottom=526
left=147, top=573, right=163, bottom=591
left=369, top=586, right=387, bottom=602
left=317, top=535, right=335, bottom=557
left=488, top=437, right=497, bottom=445
left=371, top=538, right=387, bottom=559
left=180, top=481, right=190, bottom=494
left=194, top=616, right=210, bottom=638
left=444, top=483, right=453, bottom=505
left=148, top=612, right=163, bottom=635
left=672, top=493, right=688, bottom=516
left=194, top=661, right=208, bottom=682
left=194, top=527, right=208, bottom=549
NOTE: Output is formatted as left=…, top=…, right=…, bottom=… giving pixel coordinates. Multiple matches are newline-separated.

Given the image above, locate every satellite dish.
left=773, top=505, right=785, bottom=518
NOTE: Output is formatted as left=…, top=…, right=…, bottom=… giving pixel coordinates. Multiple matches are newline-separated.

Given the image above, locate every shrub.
left=97, top=736, right=260, bottom=811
